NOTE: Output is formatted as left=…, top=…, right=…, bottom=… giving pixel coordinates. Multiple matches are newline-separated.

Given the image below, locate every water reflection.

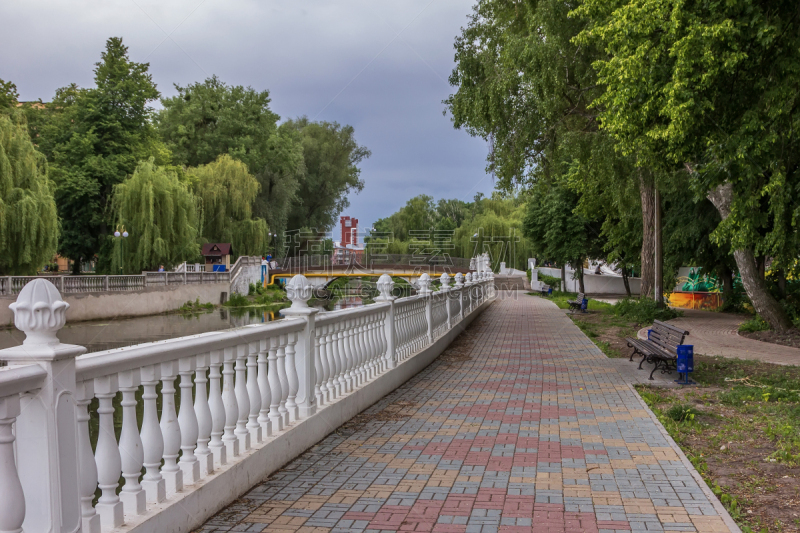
left=0, top=293, right=375, bottom=354
left=0, top=306, right=285, bottom=353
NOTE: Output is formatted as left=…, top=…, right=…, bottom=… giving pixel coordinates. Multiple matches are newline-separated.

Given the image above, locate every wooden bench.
left=626, top=320, right=690, bottom=380
left=567, top=292, right=585, bottom=312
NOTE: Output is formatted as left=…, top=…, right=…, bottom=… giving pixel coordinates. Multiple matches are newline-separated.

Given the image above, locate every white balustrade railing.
left=0, top=268, right=494, bottom=533
left=0, top=264, right=246, bottom=296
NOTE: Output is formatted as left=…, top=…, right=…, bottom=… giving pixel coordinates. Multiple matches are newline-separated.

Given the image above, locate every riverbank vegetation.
left=0, top=37, right=369, bottom=275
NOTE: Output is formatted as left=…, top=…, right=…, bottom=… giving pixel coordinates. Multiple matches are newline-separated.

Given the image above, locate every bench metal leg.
left=638, top=354, right=647, bottom=370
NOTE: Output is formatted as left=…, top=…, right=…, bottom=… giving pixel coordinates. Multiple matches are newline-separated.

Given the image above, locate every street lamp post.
left=113, top=225, right=129, bottom=274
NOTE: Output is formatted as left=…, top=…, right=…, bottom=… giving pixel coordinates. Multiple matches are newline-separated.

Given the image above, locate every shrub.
left=738, top=315, right=770, bottom=333
left=224, top=292, right=250, bottom=307
left=613, top=297, right=681, bottom=324
left=665, top=403, right=699, bottom=422
left=538, top=271, right=562, bottom=289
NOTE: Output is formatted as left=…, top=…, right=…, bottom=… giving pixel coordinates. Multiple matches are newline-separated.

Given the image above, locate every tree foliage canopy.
left=0, top=113, right=58, bottom=274
left=284, top=117, right=370, bottom=232
left=188, top=154, right=269, bottom=256
left=111, top=159, right=200, bottom=273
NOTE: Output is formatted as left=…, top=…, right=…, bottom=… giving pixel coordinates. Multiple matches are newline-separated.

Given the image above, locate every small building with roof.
left=201, top=243, right=233, bottom=271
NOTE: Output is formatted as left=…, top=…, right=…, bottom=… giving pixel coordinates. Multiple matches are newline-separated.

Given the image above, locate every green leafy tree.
left=188, top=155, right=269, bottom=256
left=284, top=117, right=370, bottom=232
left=40, top=38, right=166, bottom=272
left=110, top=159, right=200, bottom=273
left=157, top=77, right=304, bottom=243
left=445, top=0, right=658, bottom=297
left=0, top=79, right=19, bottom=109
left=523, top=183, right=604, bottom=292
left=576, top=0, right=800, bottom=331
left=0, top=113, right=59, bottom=274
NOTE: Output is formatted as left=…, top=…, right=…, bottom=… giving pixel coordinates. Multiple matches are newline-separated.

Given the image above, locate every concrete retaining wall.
left=230, top=264, right=262, bottom=295
left=537, top=267, right=641, bottom=295
left=0, top=283, right=230, bottom=326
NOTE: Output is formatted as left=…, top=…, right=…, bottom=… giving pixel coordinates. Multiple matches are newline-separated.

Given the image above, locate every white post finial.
left=465, top=273, right=473, bottom=285
left=376, top=274, right=395, bottom=300
left=417, top=273, right=432, bottom=295
left=9, top=278, right=69, bottom=346
left=454, top=272, right=464, bottom=288
left=286, top=275, right=313, bottom=308
left=439, top=273, right=450, bottom=291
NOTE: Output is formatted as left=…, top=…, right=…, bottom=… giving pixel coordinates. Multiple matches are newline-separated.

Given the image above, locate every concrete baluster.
left=221, top=347, right=240, bottom=458
left=336, top=322, right=347, bottom=395
left=360, top=316, right=371, bottom=382
left=207, top=350, right=227, bottom=466
left=159, top=362, right=183, bottom=495
left=234, top=344, right=252, bottom=451
left=365, top=314, right=376, bottom=378
left=178, top=357, right=200, bottom=485
left=318, top=324, right=330, bottom=404
left=268, top=337, right=284, bottom=433
left=119, top=370, right=146, bottom=516
left=277, top=336, right=290, bottom=426
left=257, top=339, right=272, bottom=437
left=314, top=331, right=325, bottom=406
left=343, top=321, right=354, bottom=391
left=194, top=353, right=214, bottom=477
left=95, top=375, right=124, bottom=528
left=0, top=395, right=24, bottom=533
left=75, top=380, right=101, bottom=533
left=284, top=332, right=299, bottom=422
left=140, top=365, right=166, bottom=503
left=325, top=324, right=338, bottom=399
left=247, top=341, right=263, bottom=443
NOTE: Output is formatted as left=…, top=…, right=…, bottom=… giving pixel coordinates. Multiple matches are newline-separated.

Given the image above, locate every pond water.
left=0, top=298, right=365, bottom=353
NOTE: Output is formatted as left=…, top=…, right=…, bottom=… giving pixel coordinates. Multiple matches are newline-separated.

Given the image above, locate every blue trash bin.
left=581, top=298, right=588, bottom=312
left=675, top=345, right=694, bottom=385
left=647, top=329, right=653, bottom=340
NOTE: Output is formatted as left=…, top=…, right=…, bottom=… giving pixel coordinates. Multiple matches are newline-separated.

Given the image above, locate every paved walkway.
left=197, top=295, right=735, bottom=533
left=638, top=309, right=800, bottom=366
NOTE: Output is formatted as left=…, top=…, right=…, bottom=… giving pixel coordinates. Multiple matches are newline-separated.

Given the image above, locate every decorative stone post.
left=440, top=273, right=452, bottom=328
left=375, top=274, right=396, bottom=368
left=280, top=274, right=319, bottom=418
left=418, top=273, right=434, bottom=344
left=454, top=272, right=464, bottom=289
left=1, top=279, right=84, bottom=533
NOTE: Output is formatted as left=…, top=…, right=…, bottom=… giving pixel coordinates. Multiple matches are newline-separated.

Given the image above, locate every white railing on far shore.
left=0, top=256, right=262, bottom=296
left=0, top=269, right=493, bottom=533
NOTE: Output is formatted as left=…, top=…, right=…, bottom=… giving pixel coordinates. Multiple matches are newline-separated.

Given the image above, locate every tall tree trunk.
left=71, top=257, right=81, bottom=275
left=654, top=188, right=663, bottom=306
left=639, top=173, right=655, bottom=300
left=708, top=183, right=794, bottom=332
left=577, top=262, right=585, bottom=294
left=777, top=269, right=787, bottom=298
left=622, top=267, right=632, bottom=297
left=560, top=264, right=566, bottom=292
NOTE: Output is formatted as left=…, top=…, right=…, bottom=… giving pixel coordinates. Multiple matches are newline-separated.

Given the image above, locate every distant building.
left=333, top=216, right=364, bottom=264
left=202, top=243, right=233, bottom=271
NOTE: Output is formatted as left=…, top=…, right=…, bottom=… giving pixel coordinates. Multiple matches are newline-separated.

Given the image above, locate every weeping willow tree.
left=188, top=154, right=269, bottom=256
left=110, top=159, right=200, bottom=273
left=0, top=113, right=59, bottom=274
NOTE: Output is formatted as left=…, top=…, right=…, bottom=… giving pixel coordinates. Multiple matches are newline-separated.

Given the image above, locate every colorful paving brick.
left=196, top=294, right=735, bottom=533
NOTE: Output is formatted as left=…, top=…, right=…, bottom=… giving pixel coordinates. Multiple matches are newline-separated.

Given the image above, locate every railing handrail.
left=75, top=318, right=305, bottom=382
left=0, top=364, right=48, bottom=397
left=314, top=301, right=391, bottom=326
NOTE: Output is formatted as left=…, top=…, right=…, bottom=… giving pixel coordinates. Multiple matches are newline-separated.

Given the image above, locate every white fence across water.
left=0, top=256, right=261, bottom=297
left=0, top=270, right=494, bottom=533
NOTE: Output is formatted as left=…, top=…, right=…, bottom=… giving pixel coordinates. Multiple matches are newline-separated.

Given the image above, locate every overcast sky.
left=0, top=0, right=495, bottom=231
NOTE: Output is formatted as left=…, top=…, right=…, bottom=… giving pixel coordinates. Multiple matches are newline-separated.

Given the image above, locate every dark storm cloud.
left=0, top=0, right=495, bottom=228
